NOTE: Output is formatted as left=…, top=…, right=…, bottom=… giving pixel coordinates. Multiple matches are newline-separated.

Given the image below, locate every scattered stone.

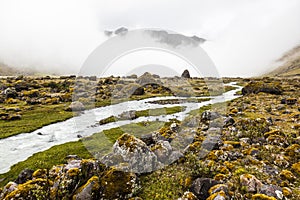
left=67, top=101, right=85, bottom=111
left=118, top=110, right=137, bottom=120
left=15, top=169, right=34, bottom=184
left=280, top=170, right=296, bottom=181
left=201, top=111, right=221, bottom=122
left=3, top=87, right=17, bottom=99
left=224, top=116, right=235, bottom=127
left=259, top=184, right=283, bottom=199
left=286, top=98, right=297, bottom=105
left=191, top=178, right=219, bottom=200
left=239, top=174, right=262, bottom=193
left=6, top=114, right=22, bottom=120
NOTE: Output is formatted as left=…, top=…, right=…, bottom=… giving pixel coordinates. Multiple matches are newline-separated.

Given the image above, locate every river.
left=0, top=82, right=242, bottom=174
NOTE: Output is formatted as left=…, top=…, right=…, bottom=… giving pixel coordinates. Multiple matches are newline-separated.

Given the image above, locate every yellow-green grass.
left=0, top=104, right=73, bottom=139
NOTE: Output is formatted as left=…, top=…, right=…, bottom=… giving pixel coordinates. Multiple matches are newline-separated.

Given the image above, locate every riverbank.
left=1, top=76, right=299, bottom=199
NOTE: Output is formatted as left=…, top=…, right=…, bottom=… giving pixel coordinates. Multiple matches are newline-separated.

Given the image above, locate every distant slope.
left=267, top=45, right=300, bottom=77
left=0, top=63, right=36, bottom=76
left=0, top=63, right=19, bottom=76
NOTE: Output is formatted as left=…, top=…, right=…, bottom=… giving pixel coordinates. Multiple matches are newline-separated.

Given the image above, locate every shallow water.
left=0, top=82, right=242, bottom=173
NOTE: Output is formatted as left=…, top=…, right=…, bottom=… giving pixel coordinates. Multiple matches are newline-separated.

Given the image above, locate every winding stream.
left=0, top=82, right=242, bottom=174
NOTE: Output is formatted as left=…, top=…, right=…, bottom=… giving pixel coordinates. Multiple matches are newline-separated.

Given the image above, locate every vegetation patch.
left=0, top=104, right=73, bottom=139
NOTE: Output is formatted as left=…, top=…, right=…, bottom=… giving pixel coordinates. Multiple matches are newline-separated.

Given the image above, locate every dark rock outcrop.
left=181, top=69, right=191, bottom=78
left=242, top=81, right=283, bottom=95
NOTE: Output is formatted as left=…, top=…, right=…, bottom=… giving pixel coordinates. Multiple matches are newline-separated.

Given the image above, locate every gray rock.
left=191, top=178, right=219, bottom=200
left=201, top=111, right=220, bottom=122
left=15, top=168, right=34, bottom=184
left=3, top=87, right=17, bottom=99
left=224, top=116, right=235, bottom=127
left=67, top=101, right=85, bottom=111
left=103, top=133, right=158, bottom=173
left=259, top=184, right=283, bottom=199
left=240, top=174, right=262, bottom=193
left=152, top=140, right=172, bottom=163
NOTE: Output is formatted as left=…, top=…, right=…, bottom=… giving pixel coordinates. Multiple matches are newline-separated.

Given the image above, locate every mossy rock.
left=280, top=170, right=296, bottom=181
left=242, top=81, right=283, bottom=95
left=100, top=167, right=137, bottom=199
left=251, top=193, right=277, bottom=200
left=291, top=162, right=300, bottom=175
left=3, top=178, right=51, bottom=199
left=285, top=144, right=300, bottom=157
left=23, top=89, right=40, bottom=98
left=32, top=169, right=47, bottom=179
left=73, top=176, right=100, bottom=200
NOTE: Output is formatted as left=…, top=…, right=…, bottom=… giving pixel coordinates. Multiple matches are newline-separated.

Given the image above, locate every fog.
left=0, top=0, right=300, bottom=77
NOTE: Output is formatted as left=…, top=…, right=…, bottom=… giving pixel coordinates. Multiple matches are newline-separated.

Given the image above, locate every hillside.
left=0, top=63, right=37, bottom=76
left=267, top=45, right=300, bottom=77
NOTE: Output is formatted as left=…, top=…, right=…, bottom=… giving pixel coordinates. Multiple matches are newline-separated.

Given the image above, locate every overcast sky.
left=0, top=0, right=299, bottom=77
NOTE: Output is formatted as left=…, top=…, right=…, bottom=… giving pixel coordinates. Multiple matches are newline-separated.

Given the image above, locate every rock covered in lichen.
left=242, top=81, right=283, bottom=95
left=102, top=133, right=158, bottom=173
left=0, top=157, right=140, bottom=200
left=100, top=167, right=138, bottom=199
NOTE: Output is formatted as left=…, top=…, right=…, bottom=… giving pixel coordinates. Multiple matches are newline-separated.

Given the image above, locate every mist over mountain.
left=0, top=0, right=300, bottom=77
left=0, top=62, right=37, bottom=76
left=266, top=45, right=300, bottom=77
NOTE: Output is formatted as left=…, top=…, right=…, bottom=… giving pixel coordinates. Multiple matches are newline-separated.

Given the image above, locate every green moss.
left=99, top=115, right=116, bottom=125
left=4, top=178, right=51, bottom=199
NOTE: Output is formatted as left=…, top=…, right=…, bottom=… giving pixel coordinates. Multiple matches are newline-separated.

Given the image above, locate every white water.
left=0, top=82, right=242, bottom=173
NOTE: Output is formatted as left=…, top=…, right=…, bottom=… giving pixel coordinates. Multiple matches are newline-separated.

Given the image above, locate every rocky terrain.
left=0, top=73, right=299, bottom=199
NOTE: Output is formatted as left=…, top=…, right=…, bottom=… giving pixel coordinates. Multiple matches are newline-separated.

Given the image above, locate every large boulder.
left=242, top=81, right=283, bottom=95
left=102, top=133, right=158, bottom=173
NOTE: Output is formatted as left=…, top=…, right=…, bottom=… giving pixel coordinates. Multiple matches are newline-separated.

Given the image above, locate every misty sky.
left=0, top=0, right=300, bottom=77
